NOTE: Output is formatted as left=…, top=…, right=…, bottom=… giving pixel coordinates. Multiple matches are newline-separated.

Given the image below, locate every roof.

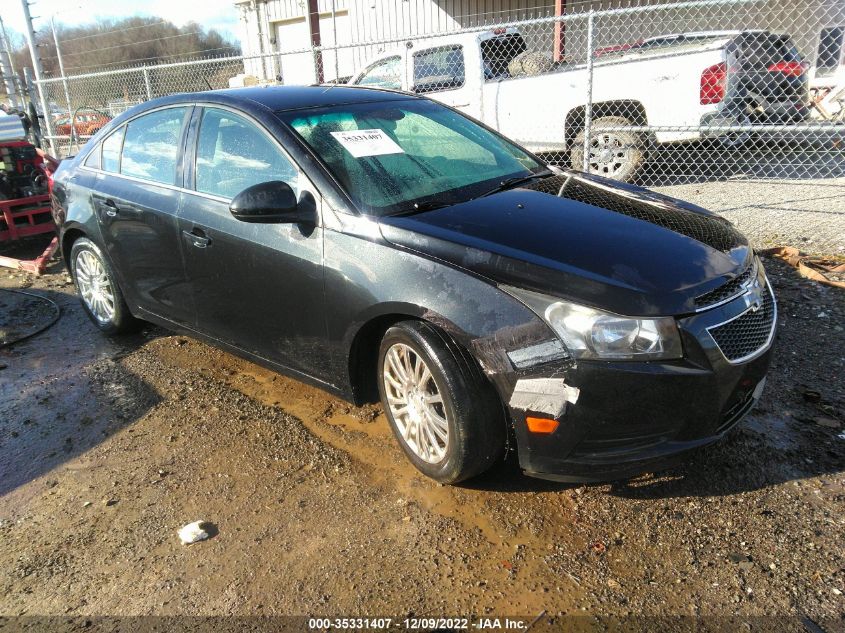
left=206, top=85, right=416, bottom=112
left=102, top=85, right=418, bottom=134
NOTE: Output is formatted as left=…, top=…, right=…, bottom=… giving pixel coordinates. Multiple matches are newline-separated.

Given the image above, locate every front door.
left=178, top=106, right=330, bottom=379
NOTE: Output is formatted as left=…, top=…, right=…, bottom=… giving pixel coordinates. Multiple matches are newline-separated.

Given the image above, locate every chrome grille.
left=695, top=259, right=756, bottom=310
left=708, top=285, right=776, bottom=363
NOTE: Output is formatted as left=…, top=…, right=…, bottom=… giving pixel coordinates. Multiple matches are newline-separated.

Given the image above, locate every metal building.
left=235, top=0, right=844, bottom=87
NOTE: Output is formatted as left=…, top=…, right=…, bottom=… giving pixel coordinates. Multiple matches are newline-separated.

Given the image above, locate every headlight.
left=502, top=286, right=683, bottom=361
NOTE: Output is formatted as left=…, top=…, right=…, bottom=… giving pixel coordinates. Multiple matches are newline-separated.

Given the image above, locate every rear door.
left=90, top=106, right=195, bottom=325
left=178, top=105, right=329, bottom=378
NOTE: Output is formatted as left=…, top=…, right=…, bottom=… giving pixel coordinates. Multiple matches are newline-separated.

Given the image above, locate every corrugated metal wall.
left=237, top=0, right=842, bottom=79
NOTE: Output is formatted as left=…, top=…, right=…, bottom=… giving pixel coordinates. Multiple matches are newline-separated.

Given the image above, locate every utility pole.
left=50, top=15, right=73, bottom=118
left=19, top=0, right=56, bottom=153
left=553, top=0, right=566, bottom=63
left=305, top=0, right=324, bottom=83
left=0, top=16, right=21, bottom=108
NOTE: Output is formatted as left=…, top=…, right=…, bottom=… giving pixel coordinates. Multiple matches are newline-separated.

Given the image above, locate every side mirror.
left=229, top=181, right=301, bottom=223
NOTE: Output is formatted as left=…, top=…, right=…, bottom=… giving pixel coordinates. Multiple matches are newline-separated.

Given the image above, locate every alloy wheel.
left=75, top=250, right=115, bottom=324
left=382, top=343, right=449, bottom=464
left=587, top=133, right=631, bottom=177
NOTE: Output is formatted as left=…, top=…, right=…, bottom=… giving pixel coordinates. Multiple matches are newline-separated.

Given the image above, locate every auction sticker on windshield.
left=331, top=129, right=405, bottom=158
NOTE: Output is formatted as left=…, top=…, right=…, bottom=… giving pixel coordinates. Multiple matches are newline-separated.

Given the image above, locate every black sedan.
left=51, top=86, right=776, bottom=484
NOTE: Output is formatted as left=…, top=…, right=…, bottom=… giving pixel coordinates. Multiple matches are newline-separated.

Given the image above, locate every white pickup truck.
left=349, top=28, right=809, bottom=181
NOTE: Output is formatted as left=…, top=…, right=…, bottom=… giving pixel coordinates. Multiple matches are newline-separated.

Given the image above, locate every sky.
left=1, top=0, right=242, bottom=44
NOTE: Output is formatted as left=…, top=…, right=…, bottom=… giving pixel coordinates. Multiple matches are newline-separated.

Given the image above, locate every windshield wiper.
left=389, top=169, right=553, bottom=216
left=392, top=199, right=452, bottom=216
left=475, top=170, right=554, bottom=199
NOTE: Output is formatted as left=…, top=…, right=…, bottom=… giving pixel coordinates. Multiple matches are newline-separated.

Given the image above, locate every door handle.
left=99, top=198, right=119, bottom=217
left=182, top=228, right=211, bottom=249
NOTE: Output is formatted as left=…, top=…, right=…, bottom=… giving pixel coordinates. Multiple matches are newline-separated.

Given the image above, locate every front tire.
left=571, top=115, right=646, bottom=182
left=70, top=237, right=138, bottom=334
left=377, top=321, right=505, bottom=484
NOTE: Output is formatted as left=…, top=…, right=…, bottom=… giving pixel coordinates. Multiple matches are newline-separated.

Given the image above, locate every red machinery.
left=0, top=140, right=58, bottom=275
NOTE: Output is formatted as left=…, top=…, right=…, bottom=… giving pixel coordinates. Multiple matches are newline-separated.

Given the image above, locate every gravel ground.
left=657, top=179, right=845, bottom=256
left=0, top=243, right=843, bottom=629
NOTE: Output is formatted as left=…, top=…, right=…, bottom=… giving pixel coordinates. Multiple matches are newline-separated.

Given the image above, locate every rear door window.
left=194, top=107, right=298, bottom=200
left=101, top=126, right=125, bottom=173
left=412, top=46, right=465, bottom=93
left=120, top=107, right=188, bottom=185
left=84, top=144, right=101, bottom=169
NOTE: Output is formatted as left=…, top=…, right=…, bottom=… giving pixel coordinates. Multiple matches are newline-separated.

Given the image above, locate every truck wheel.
left=377, top=320, right=506, bottom=484
left=571, top=116, right=646, bottom=182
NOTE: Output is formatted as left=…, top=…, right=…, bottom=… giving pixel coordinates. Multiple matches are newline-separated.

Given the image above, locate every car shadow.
left=0, top=276, right=164, bottom=497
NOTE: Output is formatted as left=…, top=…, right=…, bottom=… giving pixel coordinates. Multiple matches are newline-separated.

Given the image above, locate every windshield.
left=280, top=99, right=544, bottom=216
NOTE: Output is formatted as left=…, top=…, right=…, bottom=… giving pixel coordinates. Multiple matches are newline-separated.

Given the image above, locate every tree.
left=11, top=16, right=240, bottom=77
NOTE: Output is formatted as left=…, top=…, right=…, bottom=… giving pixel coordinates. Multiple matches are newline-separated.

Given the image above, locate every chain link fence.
left=34, top=0, right=845, bottom=252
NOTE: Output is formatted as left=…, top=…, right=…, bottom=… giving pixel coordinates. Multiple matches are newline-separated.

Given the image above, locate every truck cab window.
left=356, top=56, right=403, bottom=89
left=413, top=46, right=464, bottom=93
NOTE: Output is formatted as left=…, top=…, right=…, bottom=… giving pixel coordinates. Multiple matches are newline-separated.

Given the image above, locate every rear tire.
left=377, top=320, right=505, bottom=484
left=571, top=115, right=646, bottom=182
left=70, top=237, right=139, bottom=335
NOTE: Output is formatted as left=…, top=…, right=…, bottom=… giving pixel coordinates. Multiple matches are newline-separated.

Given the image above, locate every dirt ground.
left=0, top=239, right=843, bottom=628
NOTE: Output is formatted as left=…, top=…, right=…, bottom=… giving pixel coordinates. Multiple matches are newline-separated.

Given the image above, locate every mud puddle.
left=150, top=337, right=583, bottom=614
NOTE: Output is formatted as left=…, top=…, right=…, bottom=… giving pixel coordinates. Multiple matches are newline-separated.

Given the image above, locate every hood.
left=378, top=173, right=751, bottom=316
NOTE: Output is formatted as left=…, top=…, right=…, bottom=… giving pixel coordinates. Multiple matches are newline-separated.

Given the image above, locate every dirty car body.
left=51, top=86, right=776, bottom=483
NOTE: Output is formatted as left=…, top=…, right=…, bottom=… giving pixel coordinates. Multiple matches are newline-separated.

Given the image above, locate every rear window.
left=730, top=33, right=802, bottom=65
left=481, top=34, right=527, bottom=79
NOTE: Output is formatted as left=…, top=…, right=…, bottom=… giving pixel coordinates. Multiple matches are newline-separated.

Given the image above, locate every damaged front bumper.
left=495, top=284, right=775, bottom=483
left=509, top=355, right=770, bottom=482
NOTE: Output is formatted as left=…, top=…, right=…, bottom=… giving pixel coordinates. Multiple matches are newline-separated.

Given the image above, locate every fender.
left=320, top=219, right=562, bottom=405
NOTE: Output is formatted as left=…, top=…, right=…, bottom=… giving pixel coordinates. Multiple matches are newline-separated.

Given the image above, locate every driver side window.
left=195, top=108, right=298, bottom=200
left=355, top=56, right=403, bottom=89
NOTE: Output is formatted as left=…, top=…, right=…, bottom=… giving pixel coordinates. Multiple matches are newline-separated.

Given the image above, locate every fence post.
left=582, top=11, right=595, bottom=172
left=331, top=0, right=339, bottom=81
left=19, top=0, right=56, bottom=154
left=142, top=66, right=153, bottom=100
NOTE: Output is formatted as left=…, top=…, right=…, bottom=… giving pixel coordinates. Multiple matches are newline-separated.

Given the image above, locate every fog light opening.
left=526, top=416, right=559, bottom=434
